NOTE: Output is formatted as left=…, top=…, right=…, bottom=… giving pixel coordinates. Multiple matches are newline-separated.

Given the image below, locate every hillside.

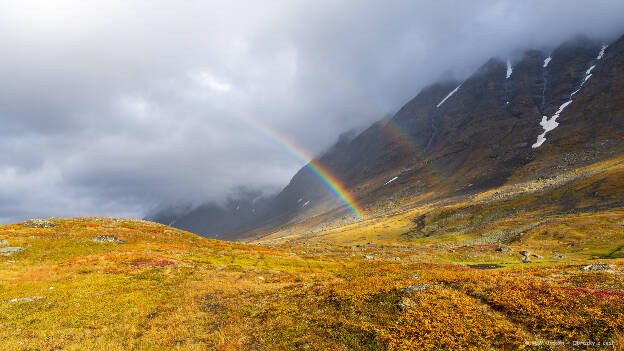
left=1, top=217, right=623, bottom=349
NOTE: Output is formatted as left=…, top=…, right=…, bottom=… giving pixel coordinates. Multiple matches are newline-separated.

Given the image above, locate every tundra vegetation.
left=1, top=206, right=623, bottom=350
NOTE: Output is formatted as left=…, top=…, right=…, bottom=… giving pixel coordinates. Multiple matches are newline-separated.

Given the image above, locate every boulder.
left=550, top=253, right=564, bottom=259
left=521, top=256, right=531, bottom=263
left=23, top=219, right=57, bottom=228
left=92, top=235, right=124, bottom=243
left=519, top=250, right=530, bottom=257
left=0, top=240, right=9, bottom=246
left=581, top=263, right=617, bottom=271
left=363, top=255, right=375, bottom=260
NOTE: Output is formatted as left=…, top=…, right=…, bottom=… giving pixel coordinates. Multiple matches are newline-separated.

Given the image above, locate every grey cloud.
left=1, top=0, right=624, bottom=223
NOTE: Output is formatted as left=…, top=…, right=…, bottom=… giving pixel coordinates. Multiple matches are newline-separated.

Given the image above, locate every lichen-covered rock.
left=23, top=219, right=57, bottom=228
left=551, top=253, right=564, bottom=259
left=0, top=239, right=9, bottom=246
left=581, top=263, right=617, bottom=271
left=363, top=255, right=374, bottom=260
left=0, top=247, right=24, bottom=256
left=92, top=235, right=123, bottom=243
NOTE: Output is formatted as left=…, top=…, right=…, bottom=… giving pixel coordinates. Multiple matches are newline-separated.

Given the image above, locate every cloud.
left=1, top=0, right=623, bottom=224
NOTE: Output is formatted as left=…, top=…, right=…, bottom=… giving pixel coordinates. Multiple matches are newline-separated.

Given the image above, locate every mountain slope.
left=152, top=33, right=624, bottom=244
left=234, top=34, right=624, bottom=241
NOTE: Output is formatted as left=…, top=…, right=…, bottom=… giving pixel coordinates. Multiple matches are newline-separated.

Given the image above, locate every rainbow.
left=240, top=117, right=364, bottom=220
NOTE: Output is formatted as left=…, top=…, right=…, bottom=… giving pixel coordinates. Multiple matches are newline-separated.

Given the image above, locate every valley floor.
left=1, top=216, right=624, bottom=350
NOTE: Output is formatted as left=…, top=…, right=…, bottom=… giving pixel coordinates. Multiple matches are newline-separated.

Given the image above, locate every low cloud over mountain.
left=2, top=0, right=624, bottom=224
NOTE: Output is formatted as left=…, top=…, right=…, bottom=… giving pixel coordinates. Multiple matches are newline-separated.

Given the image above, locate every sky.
left=1, top=0, right=624, bottom=224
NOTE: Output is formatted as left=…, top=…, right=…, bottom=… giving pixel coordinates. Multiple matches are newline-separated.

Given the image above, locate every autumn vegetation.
left=1, top=207, right=623, bottom=350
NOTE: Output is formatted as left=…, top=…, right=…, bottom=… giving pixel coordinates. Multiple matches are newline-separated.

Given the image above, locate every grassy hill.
left=1, top=212, right=623, bottom=349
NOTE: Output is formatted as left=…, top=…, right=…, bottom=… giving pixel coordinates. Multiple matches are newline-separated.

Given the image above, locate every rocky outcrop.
left=23, top=219, right=57, bottom=228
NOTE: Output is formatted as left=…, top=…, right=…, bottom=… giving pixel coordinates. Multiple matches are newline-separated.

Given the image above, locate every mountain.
left=147, top=189, right=273, bottom=238
left=154, top=33, right=624, bottom=242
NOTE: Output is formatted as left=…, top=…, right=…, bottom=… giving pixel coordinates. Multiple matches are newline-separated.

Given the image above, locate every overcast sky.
left=1, top=0, right=624, bottom=224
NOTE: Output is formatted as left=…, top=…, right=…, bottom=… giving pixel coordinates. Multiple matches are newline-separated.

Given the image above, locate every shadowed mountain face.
left=153, top=33, right=624, bottom=240
left=147, top=190, right=273, bottom=238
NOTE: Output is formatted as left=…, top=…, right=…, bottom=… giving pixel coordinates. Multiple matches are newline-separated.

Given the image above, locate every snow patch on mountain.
left=597, top=44, right=608, bottom=60
left=543, top=56, right=552, bottom=68
left=532, top=100, right=573, bottom=148
left=302, top=201, right=310, bottom=207
left=506, top=59, right=513, bottom=79
left=436, top=84, right=461, bottom=108
left=384, top=176, right=398, bottom=186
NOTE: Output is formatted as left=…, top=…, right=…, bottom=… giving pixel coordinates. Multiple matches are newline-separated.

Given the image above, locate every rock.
left=403, top=284, right=434, bottom=294
left=23, top=219, right=57, bottom=228
left=0, top=247, right=24, bottom=256
left=0, top=240, right=9, bottom=246
left=519, top=250, right=530, bottom=257
left=581, top=263, right=617, bottom=271
left=550, top=253, right=564, bottom=259
left=497, top=246, right=509, bottom=252
left=2, top=296, right=44, bottom=303
left=363, top=255, right=375, bottom=260
left=521, top=256, right=531, bottom=263
left=531, top=254, right=543, bottom=259
left=397, top=297, right=416, bottom=311
left=92, top=235, right=123, bottom=243
left=390, top=257, right=401, bottom=261
left=408, top=275, right=420, bottom=280
left=350, top=245, right=361, bottom=250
